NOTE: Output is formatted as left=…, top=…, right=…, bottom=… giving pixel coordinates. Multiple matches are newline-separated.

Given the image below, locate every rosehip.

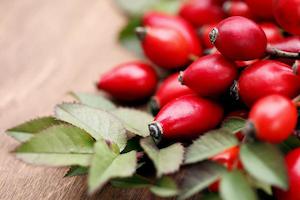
left=210, top=16, right=267, bottom=61
left=143, top=12, right=202, bottom=57
left=179, top=0, right=225, bottom=27
left=136, top=26, right=190, bottom=69
left=245, top=0, right=274, bottom=20
left=199, top=24, right=216, bottom=49
left=148, top=95, right=223, bottom=141
left=248, top=94, right=297, bottom=143
left=223, top=1, right=253, bottom=19
left=209, top=146, right=242, bottom=192
left=275, top=148, right=300, bottom=200
left=271, top=36, right=300, bottom=53
left=259, top=23, right=284, bottom=44
left=150, top=73, right=195, bottom=114
left=273, top=0, right=300, bottom=35
left=179, top=54, right=238, bottom=97
left=97, top=61, right=157, bottom=101
left=238, top=60, right=300, bottom=106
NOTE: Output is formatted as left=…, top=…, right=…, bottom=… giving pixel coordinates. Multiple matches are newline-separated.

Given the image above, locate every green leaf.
left=55, top=103, right=127, bottom=151
left=202, top=193, right=222, bottom=200
left=14, top=125, right=94, bottom=167
left=152, top=0, right=181, bottom=14
left=220, top=170, right=258, bottom=200
left=222, top=117, right=246, bottom=134
left=240, top=142, right=288, bottom=190
left=140, top=137, right=184, bottom=177
left=65, top=166, right=88, bottom=177
left=114, top=0, right=159, bottom=17
left=6, top=117, right=62, bottom=142
left=111, top=175, right=151, bottom=188
left=248, top=176, right=273, bottom=195
left=178, top=161, right=225, bottom=200
left=88, top=140, right=137, bottom=194
left=121, top=137, right=143, bottom=153
left=70, top=92, right=116, bottom=111
left=150, top=176, right=178, bottom=197
left=184, top=129, right=239, bottom=164
left=112, top=108, right=153, bottom=137
left=279, top=135, right=300, bottom=154
left=119, top=17, right=143, bottom=56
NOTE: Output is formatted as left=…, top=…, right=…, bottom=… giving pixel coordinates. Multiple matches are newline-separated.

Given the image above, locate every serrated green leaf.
left=88, top=140, right=137, bottom=194
left=140, top=137, right=184, bottom=177
left=6, top=117, right=62, bottom=142
left=178, top=161, right=225, bottom=200
left=55, top=103, right=127, bottom=151
left=184, top=129, right=239, bottom=164
left=112, top=108, right=153, bottom=137
left=240, top=142, right=288, bottom=190
left=70, top=92, right=116, bottom=111
left=150, top=176, right=178, bottom=197
left=220, top=170, right=258, bottom=200
left=111, top=175, right=151, bottom=188
left=15, top=125, right=94, bottom=167
left=64, top=166, right=88, bottom=177
left=222, top=117, right=246, bottom=134
left=279, top=135, right=300, bottom=154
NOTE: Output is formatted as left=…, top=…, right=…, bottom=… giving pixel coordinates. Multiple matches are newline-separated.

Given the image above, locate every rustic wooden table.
left=0, top=0, right=156, bottom=199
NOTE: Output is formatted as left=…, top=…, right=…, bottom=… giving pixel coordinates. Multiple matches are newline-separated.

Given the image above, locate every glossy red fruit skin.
left=179, top=0, right=224, bottom=28
left=150, top=95, right=224, bottom=140
left=273, top=0, right=300, bottom=35
left=211, top=16, right=267, bottom=61
left=223, top=1, right=253, bottom=19
left=271, top=36, right=300, bottom=53
left=238, top=60, right=300, bottom=107
left=98, top=61, right=157, bottom=101
left=152, top=73, right=195, bottom=110
left=199, top=24, right=216, bottom=49
left=180, top=54, right=238, bottom=97
left=259, top=23, right=284, bottom=43
left=275, top=148, right=300, bottom=200
left=209, top=146, right=242, bottom=192
left=245, top=0, right=274, bottom=20
left=249, top=95, right=297, bottom=143
left=143, top=12, right=202, bottom=57
left=140, top=27, right=190, bottom=69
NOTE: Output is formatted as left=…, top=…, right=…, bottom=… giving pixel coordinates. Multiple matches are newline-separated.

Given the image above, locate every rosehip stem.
left=266, top=45, right=300, bottom=59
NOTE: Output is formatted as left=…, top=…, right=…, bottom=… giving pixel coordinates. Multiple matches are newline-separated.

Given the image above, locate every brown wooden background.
left=0, top=0, right=156, bottom=199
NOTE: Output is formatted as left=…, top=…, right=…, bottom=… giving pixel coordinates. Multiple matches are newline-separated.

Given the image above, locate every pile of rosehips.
left=98, top=0, right=300, bottom=198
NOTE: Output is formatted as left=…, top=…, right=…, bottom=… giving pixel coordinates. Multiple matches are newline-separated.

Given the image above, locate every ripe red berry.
left=249, top=94, right=297, bottom=143
left=209, top=146, right=242, bottom=192
left=223, top=1, right=253, bottom=19
left=97, top=61, right=157, bottom=101
left=275, top=148, right=300, bottom=200
left=199, top=24, right=216, bottom=49
left=179, top=54, right=238, bottom=97
left=210, top=16, right=267, bottom=61
left=149, top=95, right=223, bottom=141
left=150, top=73, right=195, bottom=114
left=179, top=0, right=224, bottom=28
left=245, top=0, right=274, bottom=20
left=271, top=36, right=300, bottom=53
left=143, top=12, right=202, bottom=57
left=273, top=0, right=300, bottom=35
left=136, top=26, right=190, bottom=69
left=238, top=60, right=300, bottom=106
left=259, top=23, right=284, bottom=44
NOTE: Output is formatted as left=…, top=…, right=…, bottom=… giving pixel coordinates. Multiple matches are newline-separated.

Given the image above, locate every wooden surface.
left=0, top=1, right=154, bottom=199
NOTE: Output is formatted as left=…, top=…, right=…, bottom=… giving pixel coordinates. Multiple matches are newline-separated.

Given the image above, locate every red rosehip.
left=259, top=23, right=284, bottom=44
left=149, top=95, right=224, bottom=141
left=249, top=94, right=297, bottom=143
left=97, top=61, right=157, bottom=101
left=136, top=26, right=190, bottom=69
left=150, top=73, right=195, bottom=113
left=179, top=0, right=225, bottom=28
left=271, top=36, right=300, bottom=53
left=223, top=1, right=253, bottom=19
left=179, top=54, right=238, bottom=97
left=210, top=16, right=267, bottom=61
left=245, top=0, right=274, bottom=20
left=199, top=24, right=216, bottom=49
left=273, top=0, right=300, bottom=35
left=143, top=12, right=202, bottom=57
left=275, top=148, right=300, bottom=200
left=238, top=60, right=300, bottom=106
left=209, top=146, right=242, bottom=192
